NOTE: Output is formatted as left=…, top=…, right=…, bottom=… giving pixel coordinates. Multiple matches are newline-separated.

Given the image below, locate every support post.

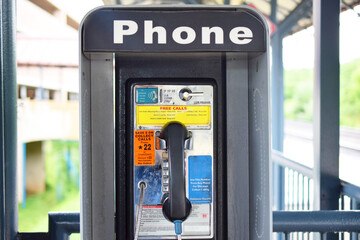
left=271, top=0, right=285, bottom=211
left=22, top=143, right=26, bottom=209
left=270, top=0, right=277, bottom=23
left=0, top=20, right=4, bottom=236
left=313, top=0, right=340, bottom=213
left=1, top=0, right=18, bottom=239
left=270, top=3, right=284, bottom=156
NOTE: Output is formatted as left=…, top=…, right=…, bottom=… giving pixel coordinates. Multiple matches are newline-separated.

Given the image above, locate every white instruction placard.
left=138, top=204, right=211, bottom=237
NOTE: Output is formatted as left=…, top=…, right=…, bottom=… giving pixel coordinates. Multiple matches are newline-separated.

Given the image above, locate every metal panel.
left=1, top=0, right=18, bottom=239
left=90, top=54, right=114, bottom=240
left=226, top=52, right=249, bottom=240
left=80, top=51, right=92, bottom=240
left=249, top=51, right=271, bottom=240
left=313, top=0, right=341, bottom=211
left=80, top=53, right=115, bottom=240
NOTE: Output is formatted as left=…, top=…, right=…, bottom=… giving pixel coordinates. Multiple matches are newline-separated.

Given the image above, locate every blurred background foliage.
left=18, top=141, right=80, bottom=232
left=284, top=59, right=360, bottom=128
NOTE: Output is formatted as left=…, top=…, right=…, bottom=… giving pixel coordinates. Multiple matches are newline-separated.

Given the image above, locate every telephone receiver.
left=160, top=122, right=192, bottom=222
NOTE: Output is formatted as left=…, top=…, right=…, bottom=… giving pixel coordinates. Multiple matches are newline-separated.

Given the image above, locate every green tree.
left=284, top=68, right=313, bottom=121
left=283, top=58, right=360, bottom=129
left=340, top=59, right=360, bottom=127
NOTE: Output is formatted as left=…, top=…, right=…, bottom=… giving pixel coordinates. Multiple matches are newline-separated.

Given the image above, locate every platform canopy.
left=102, top=0, right=360, bottom=37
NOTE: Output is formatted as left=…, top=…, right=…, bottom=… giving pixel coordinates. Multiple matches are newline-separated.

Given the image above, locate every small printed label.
left=136, top=88, right=158, bottom=104
left=134, top=130, right=155, bottom=165
left=189, top=156, right=212, bottom=204
left=136, top=105, right=211, bottom=126
left=138, top=204, right=211, bottom=237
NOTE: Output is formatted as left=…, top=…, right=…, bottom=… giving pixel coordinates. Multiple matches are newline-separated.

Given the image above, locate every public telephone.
left=130, top=83, right=214, bottom=239
left=80, top=6, right=271, bottom=240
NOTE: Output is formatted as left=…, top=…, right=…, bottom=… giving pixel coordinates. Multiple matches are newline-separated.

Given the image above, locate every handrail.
left=18, top=212, right=80, bottom=240
left=15, top=153, right=360, bottom=240
left=273, top=211, right=360, bottom=233
left=48, top=212, right=80, bottom=240
left=272, top=150, right=313, bottom=178
left=17, top=211, right=360, bottom=240
left=341, top=181, right=360, bottom=201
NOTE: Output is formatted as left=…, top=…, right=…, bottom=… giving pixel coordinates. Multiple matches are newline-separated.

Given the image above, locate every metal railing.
left=16, top=151, right=360, bottom=240
left=18, top=212, right=79, bottom=240
left=273, top=211, right=360, bottom=240
left=272, top=151, right=314, bottom=211
left=272, top=151, right=360, bottom=240
left=340, top=181, right=360, bottom=240
left=341, top=181, right=360, bottom=211
left=273, top=151, right=360, bottom=211
left=17, top=211, right=360, bottom=240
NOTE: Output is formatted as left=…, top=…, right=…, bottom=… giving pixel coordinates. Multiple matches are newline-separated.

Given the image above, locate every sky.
left=283, top=5, right=360, bottom=70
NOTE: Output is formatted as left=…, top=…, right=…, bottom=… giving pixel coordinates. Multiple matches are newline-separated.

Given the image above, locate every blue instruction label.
left=188, top=155, right=212, bottom=204
left=136, top=88, right=158, bottom=104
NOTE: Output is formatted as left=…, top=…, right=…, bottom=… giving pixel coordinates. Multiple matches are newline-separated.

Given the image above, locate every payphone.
left=131, top=83, right=214, bottom=239
left=80, top=6, right=271, bottom=240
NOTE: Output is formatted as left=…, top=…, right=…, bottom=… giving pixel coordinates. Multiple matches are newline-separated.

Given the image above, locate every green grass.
left=19, top=140, right=80, bottom=232
left=18, top=189, right=80, bottom=232
left=70, top=233, right=80, bottom=240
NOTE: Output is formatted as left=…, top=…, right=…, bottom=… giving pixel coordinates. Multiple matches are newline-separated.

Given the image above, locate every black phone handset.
left=161, top=122, right=192, bottom=239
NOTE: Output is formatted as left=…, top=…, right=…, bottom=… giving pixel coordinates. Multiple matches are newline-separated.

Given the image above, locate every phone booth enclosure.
left=80, top=6, right=271, bottom=240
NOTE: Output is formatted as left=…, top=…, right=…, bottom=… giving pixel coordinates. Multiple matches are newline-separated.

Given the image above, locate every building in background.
left=16, top=0, right=85, bottom=204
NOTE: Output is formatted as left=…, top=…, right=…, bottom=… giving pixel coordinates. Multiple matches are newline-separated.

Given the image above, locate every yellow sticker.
left=137, top=105, right=211, bottom=126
